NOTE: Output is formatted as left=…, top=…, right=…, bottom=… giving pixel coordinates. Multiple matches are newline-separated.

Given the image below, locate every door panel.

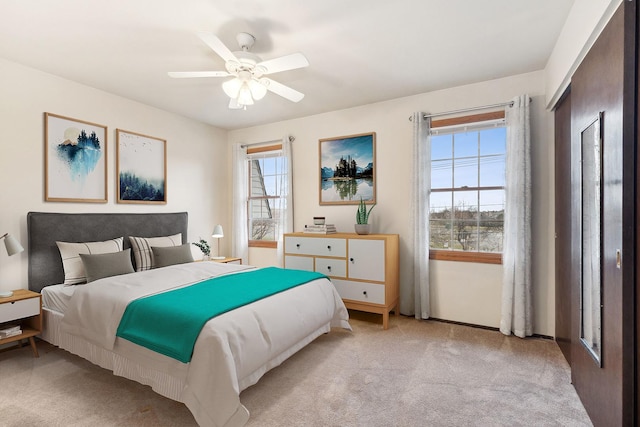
left=570, top=5, right=626, bottom=426
left=554, top=88, right=572, bottom=364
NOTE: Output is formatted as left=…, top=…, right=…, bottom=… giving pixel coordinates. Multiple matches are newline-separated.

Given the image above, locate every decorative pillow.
left=80, top=249, right=135, bottom=283
left=56, top=237, right=124, bottom=285
left=129, top=233, right=182, bottom=271
left=152, top=244, right=194, bottom=268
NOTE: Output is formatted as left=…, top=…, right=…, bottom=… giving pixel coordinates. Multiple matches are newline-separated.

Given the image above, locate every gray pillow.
left=79, top=249, right=135, bottom=283
left=57, top=237, right=124, bottom=285
left=152, top=244, right=194, bottom=268
left=129, top=233, right=182, bottom=272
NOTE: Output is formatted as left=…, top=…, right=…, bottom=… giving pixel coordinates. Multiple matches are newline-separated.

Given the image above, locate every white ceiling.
left=0, top=0, right=574, bottom=130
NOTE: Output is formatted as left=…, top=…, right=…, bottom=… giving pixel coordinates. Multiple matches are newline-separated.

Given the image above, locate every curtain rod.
left=409, top=98, right=530, bottom=121
left=240, top=136, right=295, bottom=149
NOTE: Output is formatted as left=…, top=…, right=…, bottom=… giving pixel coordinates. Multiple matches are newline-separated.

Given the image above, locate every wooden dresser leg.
left=382, top=312, right=389, bottom=330
left=28, top=337, right=39, bottom=358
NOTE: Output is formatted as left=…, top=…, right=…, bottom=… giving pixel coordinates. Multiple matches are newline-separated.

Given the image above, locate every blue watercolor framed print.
left=319, top=132, right=376, bottom=205
left=116, top=129, right=167, bottom=204
left=45, top=113, right=108, bottom=203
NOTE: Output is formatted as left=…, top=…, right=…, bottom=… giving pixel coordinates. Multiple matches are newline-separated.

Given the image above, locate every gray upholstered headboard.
left=27, top=212, right=188, bottom=293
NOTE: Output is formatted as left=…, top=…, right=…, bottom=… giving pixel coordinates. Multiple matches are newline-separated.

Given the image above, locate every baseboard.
left=428, top=317, right=553, bottom=340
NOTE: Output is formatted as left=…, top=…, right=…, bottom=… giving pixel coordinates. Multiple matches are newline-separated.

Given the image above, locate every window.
left=247, top=144, right=287, bottom=248
left=429, top=112, right=505, bottom=263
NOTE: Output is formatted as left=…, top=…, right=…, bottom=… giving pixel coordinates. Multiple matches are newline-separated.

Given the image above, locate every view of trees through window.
left=248, top=153, right=287, bottom=242
left=429, top=126, right=506, bottom=253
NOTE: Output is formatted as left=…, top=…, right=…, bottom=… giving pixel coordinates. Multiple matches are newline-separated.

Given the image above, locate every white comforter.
left=59, top=262, right=351, bottom=427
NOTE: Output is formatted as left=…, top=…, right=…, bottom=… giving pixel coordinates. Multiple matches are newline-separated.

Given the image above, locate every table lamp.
left=211, top=225, right=224, bottom=260
left=0, top=233, right=24, bottom=298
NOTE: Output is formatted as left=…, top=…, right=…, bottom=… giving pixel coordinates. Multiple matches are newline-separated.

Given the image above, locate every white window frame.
left=246, top=144, right=286, bottom=248
left=428, top=111, right=505, bottom=264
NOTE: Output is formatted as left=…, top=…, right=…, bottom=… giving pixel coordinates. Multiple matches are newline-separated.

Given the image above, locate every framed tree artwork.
left=319, top=132, right=376, bottom=205
left=45, top=112, right=108, bottom=203
left=116, top=129, right=167, bottom=204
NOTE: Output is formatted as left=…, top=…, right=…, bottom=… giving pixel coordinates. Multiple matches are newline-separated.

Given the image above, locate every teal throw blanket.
left=116, top=267, right=327, bottom=363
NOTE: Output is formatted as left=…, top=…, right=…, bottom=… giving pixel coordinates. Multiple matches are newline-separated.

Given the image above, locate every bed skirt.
left=40, top=306, right=335, bottom=426
left=41, top=307, right=186, bottom=401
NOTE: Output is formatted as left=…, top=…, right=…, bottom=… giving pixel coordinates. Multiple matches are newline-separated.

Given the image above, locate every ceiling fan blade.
left=198, top=32, right=239, bottom=63
left=257, top=53, right=309, bottom=75
left=168, top=71, right=230, bottom=78
left=263, top=78, right=305, bottom=102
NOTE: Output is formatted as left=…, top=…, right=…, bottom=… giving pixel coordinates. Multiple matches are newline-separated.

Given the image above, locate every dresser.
left=284, top=232, right=399, bottom=329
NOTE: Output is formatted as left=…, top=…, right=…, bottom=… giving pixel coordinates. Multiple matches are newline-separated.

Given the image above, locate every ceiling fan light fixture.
left=222, top=78, right=242, bottom=98
left=248, top=79, right=267, bottom=100
left=228, top=98, right=243, bottom=110
left=173, top=32, right=308, bottom=109
left=237, top=83, right=254, bottom=105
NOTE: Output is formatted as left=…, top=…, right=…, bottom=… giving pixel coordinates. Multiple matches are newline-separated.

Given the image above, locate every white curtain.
left=275, top=136, right=294, bottom=266
left=500, top=94, right=532, bottom=338
left=231, top=143, right=248, bottom=264
left=406, top=112, right=431, bottom=319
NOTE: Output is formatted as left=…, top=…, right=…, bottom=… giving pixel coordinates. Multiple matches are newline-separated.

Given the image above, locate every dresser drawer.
left=332, top=279, right=385, bottom=305
left=315, top=258, right=347, bottom=278
left=285, top=255, right=314, bottom=271
left=0, top=298, right=40, bottom=323
left=285, top=236, right=346, bottom=257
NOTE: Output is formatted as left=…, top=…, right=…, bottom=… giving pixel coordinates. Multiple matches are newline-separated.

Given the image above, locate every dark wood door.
left=569, top=4, right=635, bottom=425
left=554, top=88, right=572, bottom=365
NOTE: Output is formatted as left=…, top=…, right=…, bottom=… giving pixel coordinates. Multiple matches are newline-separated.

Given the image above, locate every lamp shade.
left=2, top=233, right=24, bottom=256
left=211, top=225, right=224, bottom=239
left=248, top=79, right=267, bottom=100
left=222, top=78, right=243, bottom=99
left=237, top=83, right=254, bottom=106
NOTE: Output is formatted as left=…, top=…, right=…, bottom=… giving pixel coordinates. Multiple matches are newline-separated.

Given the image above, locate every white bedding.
left=41, top=283, right=75, bottom=313
left=49, top=262, right=351, bottom=427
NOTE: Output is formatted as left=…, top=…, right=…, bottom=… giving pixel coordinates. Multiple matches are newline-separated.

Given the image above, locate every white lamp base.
left=211, top=256, right=225, bottom=260
left=0, top=291, right=13, bottom=298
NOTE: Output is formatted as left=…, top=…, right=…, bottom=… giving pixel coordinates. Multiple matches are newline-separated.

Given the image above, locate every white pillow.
left=129, top=233, right=182, bottom=271
left=56, top=237, right=124, bottom=285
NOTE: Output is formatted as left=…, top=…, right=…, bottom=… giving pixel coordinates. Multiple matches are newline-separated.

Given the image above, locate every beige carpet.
left=0, top=313, right=592, bottom=427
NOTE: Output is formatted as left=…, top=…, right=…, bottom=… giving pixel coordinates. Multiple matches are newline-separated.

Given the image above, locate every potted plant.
left=192, top=238, right=211, bottom=260
left=355, top=197, right=375, bottom=235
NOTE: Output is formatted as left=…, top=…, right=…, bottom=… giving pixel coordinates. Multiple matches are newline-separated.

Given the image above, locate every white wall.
left=0, top=58, right=228, bottom=293
left=228, top=70, right=555, bottom=336
left=545, top=0, right=622, bottom=107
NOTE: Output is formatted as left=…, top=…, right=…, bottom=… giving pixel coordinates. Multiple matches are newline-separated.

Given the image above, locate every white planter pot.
left=354, top=224, right=371, bottom=235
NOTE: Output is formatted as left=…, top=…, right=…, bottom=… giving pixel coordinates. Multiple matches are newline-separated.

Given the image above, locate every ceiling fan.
left=169, top=32, right=309, bottom=109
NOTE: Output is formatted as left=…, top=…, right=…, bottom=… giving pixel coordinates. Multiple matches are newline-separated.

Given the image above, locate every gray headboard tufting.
left=27, top=212, right=188, bottom=293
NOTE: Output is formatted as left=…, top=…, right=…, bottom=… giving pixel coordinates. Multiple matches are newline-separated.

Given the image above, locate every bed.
left=27, top=212, right=351, bottom=427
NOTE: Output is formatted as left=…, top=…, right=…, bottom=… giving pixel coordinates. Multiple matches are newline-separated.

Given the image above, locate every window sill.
left=429, top=250, right=502, bottom=265
left=249, top=240, right=278, bottom=249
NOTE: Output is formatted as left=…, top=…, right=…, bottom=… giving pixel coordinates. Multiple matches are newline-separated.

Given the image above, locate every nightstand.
left=213, top=257, right=242, bottom=265
left=0, top=289, right=42, bottom=357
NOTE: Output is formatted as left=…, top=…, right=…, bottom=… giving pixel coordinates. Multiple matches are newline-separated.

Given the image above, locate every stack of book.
left=0, top=324, right=21, bottom=339
left=304, top=224, right=337, bottom=234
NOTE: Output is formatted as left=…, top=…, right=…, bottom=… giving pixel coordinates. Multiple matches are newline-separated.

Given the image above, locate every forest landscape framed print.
left=319, top=132, right=376, bottom=205
left=45, top=112, right=107, bottom=203
left=116, top=129, right=167, bottom=204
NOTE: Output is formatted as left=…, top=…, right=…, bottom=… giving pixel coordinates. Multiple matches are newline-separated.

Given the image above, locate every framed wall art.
left=116, top=129, right=167, bottom=204
left=319, top=132, right=376, bottom=205
left=45, top=112, right=108, bottom=203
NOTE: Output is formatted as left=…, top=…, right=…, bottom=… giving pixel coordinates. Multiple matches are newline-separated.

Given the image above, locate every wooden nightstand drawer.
left=0, top=297, right=40, bottom=323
